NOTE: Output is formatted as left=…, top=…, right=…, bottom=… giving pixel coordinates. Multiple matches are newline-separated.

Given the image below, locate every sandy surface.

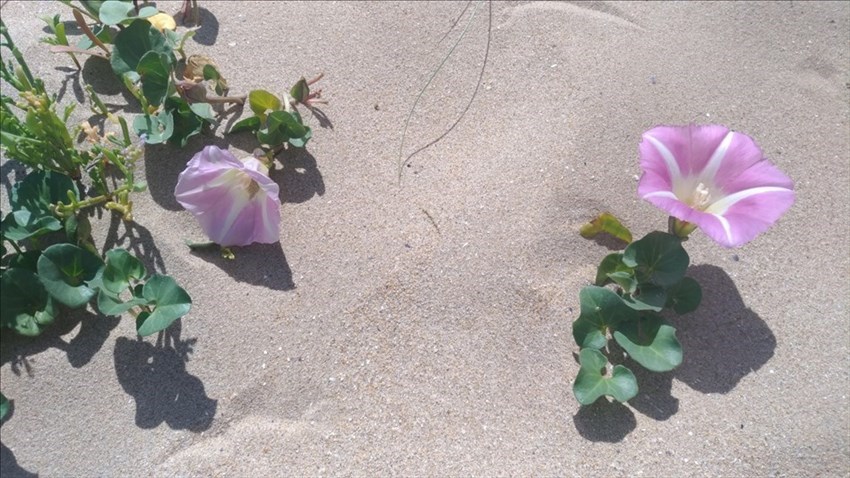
left=1, top=1, right=848, bottom=476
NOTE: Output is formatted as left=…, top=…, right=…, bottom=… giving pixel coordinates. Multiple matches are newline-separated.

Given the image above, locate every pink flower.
left=638, top=124, right=794, bottom=248
left=174, top=146, right=280, bottom=246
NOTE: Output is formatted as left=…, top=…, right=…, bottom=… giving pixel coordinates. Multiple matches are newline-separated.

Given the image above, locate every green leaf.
left=1, top=171, right=78, bottom=241
left=75, top=23, right=112, bottom=50
left=189, top=102, right=215, bottom=122
left=98, top=0, right=135, bottom=26
left=595, top=253, right=631, bottom=286
left=111, top=19, right=173, bottom=76
left=7, top=251, right=42, bottom=273
left=288, top=125, right=312, bottom=148
left=137, top=5, right=158, bottom=18
left=572, top=285, right=638, bottom=349
left=136, top=274, right=192, bottom=336
left=228, top=115, right=261, bottom=134
left=289, top=77, right=309, bottom=103
left=0, top=392, right=9, bottom=420
left=573, top=348, right=638, bottom=405
left=164, top=97, right=205, bottom=147
left=666, top=277, right=702, bottom=314
left=0, top=268, right=57, bottom=336
left=37, top=243, right=103, bottom=308
left=133, top=110, right=174, bottom=144
left=613, top=315, right=682, bottom=372
left=98, top=248, right=146, bottom=296
left=607, top=271, right=636, bottom=294
left=97, top=289, right=148, bottom=316
left=579, top=212, right=633, bottom=244
left=136, top=51, right=171, bottom=107
left=621, top=283, right=667, bottom=312
left=622, top=231, right=689, bottom=288
left=248, top=89, right=281, bottom=121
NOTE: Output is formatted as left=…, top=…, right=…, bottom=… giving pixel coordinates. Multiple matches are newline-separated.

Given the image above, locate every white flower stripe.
left=710, top=213, right=734, bottom=244
left=700, top=131, right=735, bottom=180
left=641, top=190, right=678, bottom=200
left=646, top=135, right=682, bottom=184
left=705, top=186, right=794, bottom=215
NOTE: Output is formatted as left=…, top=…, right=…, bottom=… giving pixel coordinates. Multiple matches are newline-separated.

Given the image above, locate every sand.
left=1, top=1, right=848, bottom=476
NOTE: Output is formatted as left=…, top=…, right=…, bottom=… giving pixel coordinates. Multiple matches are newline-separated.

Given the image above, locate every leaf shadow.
left=101, top=214, right=169, bottom=275
left=271, top=147, right=325, bottom=204
left=113, top=321, right=216, bottom=432
left=573, top=263, right=775, bottom=439
left=0, top=307, right=121, bottom=372
left=183, top=7, right=219, bottom=45
left=0, top=441, right=38, bottom=478
left=670, top=264, right=776, bottom=393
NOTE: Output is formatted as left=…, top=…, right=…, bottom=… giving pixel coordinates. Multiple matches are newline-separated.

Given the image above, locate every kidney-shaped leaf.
left=572, top=285, right=638, bottom=349
left=111, top=19, right=173, bottom=76
left=573, top=348, right=638, bottom=405
left=136, top=51, right=171, bottom=107
left=136, top=274, right=191, bottom=336
left=0, top=268, right=57, bottom=336
left=248, top=89, right=281, bottom=120
left=37, top=243, right=103, bottom=308
left=99, top=248, right=146, bottom=296
left=623, top=231, right=689, bottom=288
left=613, top=314, right=682, bottom=372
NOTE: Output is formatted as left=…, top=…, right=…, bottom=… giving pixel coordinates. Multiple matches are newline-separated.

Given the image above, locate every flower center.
left=690, top=182, right=712, bottom=210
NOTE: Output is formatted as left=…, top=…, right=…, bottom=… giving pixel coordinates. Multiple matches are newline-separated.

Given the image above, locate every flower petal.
left=174, top=146, right=281, bottom=246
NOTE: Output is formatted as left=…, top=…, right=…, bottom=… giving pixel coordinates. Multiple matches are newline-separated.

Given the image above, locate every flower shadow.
left=0, top=441, right=38, bottom=478
left=113, top=321, right=216, bottom=432
left=189, top=242, right=295, bottom=291
left=670, top=264, right=776, bottom=393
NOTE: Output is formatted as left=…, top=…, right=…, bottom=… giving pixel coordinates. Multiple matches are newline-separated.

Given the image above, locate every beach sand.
left=1, top=1, right=848, bottom=476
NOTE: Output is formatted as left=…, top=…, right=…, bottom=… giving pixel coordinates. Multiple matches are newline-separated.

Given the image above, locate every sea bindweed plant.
left=572, top=124, right=795, bottom=405
left=0, top=20, right=192, bottom=419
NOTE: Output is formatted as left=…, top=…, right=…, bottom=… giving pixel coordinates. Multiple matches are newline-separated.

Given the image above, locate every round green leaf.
left=99, top=248, right=146, bottom=296
left=136, top=274, right=191, bottom=336
left=133, top=110, right=174, bottom=144
left=613, top=315, right=682, bottom=372
left=248, top=89, right=281, bottom=120
left=573, top=348, right=638, bottom=405
left=111, top=19, right=173, bottom=76
left=37, top=244, right=103, bottom=308
left=572, top=285, right=638, bottom=349
left=667, top=277, right=702, bottom=314
left=0, top=268, right=57, bottom=336
left=622, top=231, right=689, bottom=287
left=98, top=0, right=135, bottom=26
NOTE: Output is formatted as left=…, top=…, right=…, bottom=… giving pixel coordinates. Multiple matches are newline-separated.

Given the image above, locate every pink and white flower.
left=174, top=146, right=280, bottom=246
left=638, top=124, right=794, bottom=248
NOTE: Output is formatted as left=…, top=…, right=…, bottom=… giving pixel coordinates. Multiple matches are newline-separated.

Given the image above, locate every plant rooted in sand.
left=572, top=124, right=794, bottom=405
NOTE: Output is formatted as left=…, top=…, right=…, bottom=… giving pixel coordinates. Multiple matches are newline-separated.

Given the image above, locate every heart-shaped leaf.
left=133, top=110, right=174, bottom=144
left=623, top=231, right=689, bottom=287
left=97, top=289, right=149, bottom=316
left=111, top=19, right=173, bottom=76
left=290, top=77, right=309, bottom=103
left=0, top=267, right=57, bottom=336
left=573, top=348, right=638, bottom=405
left=595, top=253, right=632, bottom=286
left=98, top=248, right=146, bottom=296
left=572, top=285, right=638, bottom=349
left=248, top=89, right=281, bottom=121
left=98, top=0, right=135, bottom=26
left=136, top=274, right=191, bottom=336
left=613, top=314, right=682, bottom=372
left=136, top=51, right=171, bottom=107
left=666, top=277, right=702, bottom=314
left=37, top=243, right=103, bottom=308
